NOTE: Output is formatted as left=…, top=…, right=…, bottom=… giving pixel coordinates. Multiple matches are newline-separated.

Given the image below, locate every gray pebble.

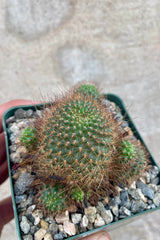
left=20, top=216, right=30, bottom=234
left=23, top=234, right=33, bottom=240
left=54, top=232, right=65, bottom=240
left=137, top=181, right=154, bottom=200
left=14, top=173, right=34, bottom=195
left=100, top=209, right=113, bottom=224
left=6, top=116, right=16, bottom=125
left=49, top=222, right=59, bottom=235
left=26, top=109, right=34, bottom=118
left=119, top=206, right=131, bottom=217
left=15, top=194, right=27, bottom=204
left=108, top=196, right=121, bottom=208
left=20, top=194, right=34, bottom=209
left=151, top=177, right=159, bottom=185
left=26, top=205, right=36, bottom=216
left=84, top=207, right=97, bottom=223
left=131, top=200, right=147, bottom=213
left=71, top=213, right=82, bottom=224
left=96, top=202, right=113, bottom=224
left=153, top=192, right=160, bottom=207
left=149, top=166, right=159, bottom=180
left=111, top=204, right=119, bottom=217
left=15, top=108, right=27, bottom=119
left=120, top=191, right=129, bottom=205
left=30, top=225, right=39, bottom=234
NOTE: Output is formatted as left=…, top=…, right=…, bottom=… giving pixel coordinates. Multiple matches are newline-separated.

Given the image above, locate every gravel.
left=6, top=105, right=160, bottom=239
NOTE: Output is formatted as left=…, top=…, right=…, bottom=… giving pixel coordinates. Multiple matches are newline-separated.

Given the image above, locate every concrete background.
left=0, top=0, right=160, bottom=239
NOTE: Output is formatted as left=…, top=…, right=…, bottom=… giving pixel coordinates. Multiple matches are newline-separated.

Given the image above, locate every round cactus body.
left=117, top=140, right=147, bottom=180
left=20, top=127, right=37, bottom=149
left=71, top=186, right=84, bottom=202
left=41, top=184, right=67, bottom=212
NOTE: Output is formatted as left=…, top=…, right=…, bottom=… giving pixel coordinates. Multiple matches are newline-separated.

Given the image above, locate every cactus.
left=20, top=83, right=148, bottom=212
left=76, top=83, right=100, bottom=99
left=20, top=127, right=37, bottom=150
left=71, top=186, right=84, bottom=202
left=40, top=184, right=67, bottom=212
left=116, top=140, right=147, bottom=182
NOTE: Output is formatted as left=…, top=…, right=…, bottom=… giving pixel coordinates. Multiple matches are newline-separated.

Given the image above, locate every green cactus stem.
left=40, top=184, right=67, bottom=212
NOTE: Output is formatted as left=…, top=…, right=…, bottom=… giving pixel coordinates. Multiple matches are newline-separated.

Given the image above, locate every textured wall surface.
left=0, top=0, right=160, bottom=239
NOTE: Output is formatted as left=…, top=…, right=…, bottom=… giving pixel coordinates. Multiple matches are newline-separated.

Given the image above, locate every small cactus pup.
left=39, top=184, right=68, bottom=212
left=115, top=139, right=148, bottom=185
left=20, top=127, right=37, bottom=150
left=75, top=83, right=101, bottom=99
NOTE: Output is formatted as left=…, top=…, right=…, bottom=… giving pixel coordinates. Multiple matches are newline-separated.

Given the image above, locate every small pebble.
left=14, top=173, right=34, bottom=195
left=6, top=116, right=16, bottom=125
left=58, top=225, right=64, bottom=233
left=131, top=200, right=147, bottom=213
left=149, top=184, right=158, bottom=193
left=149, top=166, right=159, bottom=180
left=141, top=172, right=151, bottom=184
left=100, top=209, right=113, bottom=224
left=71, top=213, right=82, bottom=224
left=40, top=219, right=49, bottom=230
left=137, top=181, right=155, bottom=200
left=151, top=177, right=159, bottom=185
left=84, top=207, right=97, bottom=223
left=112, top=204, right=119, bottom=217
left=80, top=215, right=89, bottom=228
left=119, top=206, right=131, bottom=217
left=26, top=205, right=36, bottom=215
left=153, top=192, right=160, bottom=207
left=49, top=222, right=59, bottom=235
left=22, top=234, right=33, bottom=240
left=15, top=194, right=27, bottom=204
left=94, top=214, right=105, bottom=227
left=15, top=109, right=26, bottom=119
left=63, top=221, right=76, bottom=236
left=54, top=232, right=64, bottom=240
left=30, top=226, right=38, bottom=234
left=20, top=216, right=30, bottom=234
left=32, top=210, right=43, bottom=226
left=44, top=233, right=53, bottom=240
left=34, top=228, right=46, bottom=240
left=120, top=191, right=129, bottom=205
left=55, top=211, right=69, bottom=224
left=26, top=109, right=34, bottom=118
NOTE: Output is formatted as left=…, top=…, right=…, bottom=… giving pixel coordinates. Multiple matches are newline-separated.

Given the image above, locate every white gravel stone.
left=94, top=214, right=105, bottom=227
left=55, top=210, right=69, bottom=224
left=129, top=181, right=136, bottom=189
left=100, top=209, right=113, bottom=224
left=44, top=233, right=53, bottom=240
left=20, top=216, right=30, bottom=234
left=32, top=210, right=43, bottom=226
left=34, top=228, right=47, bottom=240
left=80, top=215, right=89, bottom=228
left=63, top=221, right=76, bottom=236
left=84, top=207, right=97, bottom=223
left=71, top=213, right=82, bottom=224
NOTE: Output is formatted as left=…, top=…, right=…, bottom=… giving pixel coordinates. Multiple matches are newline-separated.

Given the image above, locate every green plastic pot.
left=2, top=94, right=160, bottom=240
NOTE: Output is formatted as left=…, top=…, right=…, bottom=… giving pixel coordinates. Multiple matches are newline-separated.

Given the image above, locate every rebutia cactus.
left=20, top=83, right=148, bottom=213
